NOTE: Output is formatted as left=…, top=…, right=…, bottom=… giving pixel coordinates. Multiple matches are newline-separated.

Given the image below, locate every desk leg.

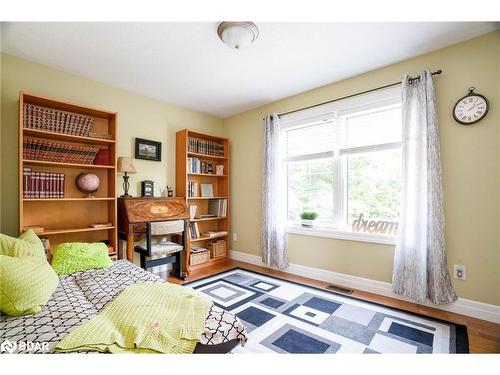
left=127, top=234, right=134, bottom=262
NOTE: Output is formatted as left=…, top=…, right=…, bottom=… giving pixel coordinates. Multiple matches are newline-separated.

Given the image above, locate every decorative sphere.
left=76, top=173, right=100, bottom=197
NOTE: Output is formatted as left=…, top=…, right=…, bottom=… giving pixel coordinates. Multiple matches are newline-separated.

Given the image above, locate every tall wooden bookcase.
left=19, top=92, right=118, bottom=258
left=176, top=129, right=229, bottom=273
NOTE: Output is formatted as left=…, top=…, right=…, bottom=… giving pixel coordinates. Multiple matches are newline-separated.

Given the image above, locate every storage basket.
left=190, top=250, right=209, bottom=266
left=208, top=240, right=226, bottom=259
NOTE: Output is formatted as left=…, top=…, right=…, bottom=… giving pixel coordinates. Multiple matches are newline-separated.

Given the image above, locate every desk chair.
left=134, top=219, right=187, bottom=279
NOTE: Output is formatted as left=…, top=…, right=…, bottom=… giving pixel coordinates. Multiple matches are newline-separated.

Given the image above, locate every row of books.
left=187, top=181, right=200, bottom=197
left=188, top=157, right=214, bottom=174
left=208, top=198, right=227, bottom=217
left=188, top=137, right=224, bottom=156
left=23, top=168, right=65, bottom=198
left=23, top=136, right=99, bottom=165
left=23, top=103, right=94, bottom=137
left=189, top=222, right=201, bottom=239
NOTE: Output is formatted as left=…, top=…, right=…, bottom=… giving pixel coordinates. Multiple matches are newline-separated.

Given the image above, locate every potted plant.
left=300, top=211, right=318, bottom=227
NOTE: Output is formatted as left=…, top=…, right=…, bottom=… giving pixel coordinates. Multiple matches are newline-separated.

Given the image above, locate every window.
left=281, top=87, right=402, bottom=241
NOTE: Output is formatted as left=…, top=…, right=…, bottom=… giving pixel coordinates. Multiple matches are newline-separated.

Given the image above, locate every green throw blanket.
left=55, top=283, right=213, bottom=354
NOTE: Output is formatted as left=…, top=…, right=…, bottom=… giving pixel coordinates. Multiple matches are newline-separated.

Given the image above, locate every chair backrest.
left=149, top=220, right=185, bottom=236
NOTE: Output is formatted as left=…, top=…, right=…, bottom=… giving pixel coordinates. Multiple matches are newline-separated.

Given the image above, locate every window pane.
left=344, top=106, right=401, bottom=149
left=287, top=158, right=334, bottom=223
left=347, top=148, right=401, bottom=225
left=286, top=121, right=335, bottom=158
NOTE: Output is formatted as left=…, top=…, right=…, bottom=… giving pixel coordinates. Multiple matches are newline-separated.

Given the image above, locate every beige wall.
left=1, top=31, right=499, bottom=306
left=0, top=53, right=224, bottom=236
left=223, top=31, right=500, bottom=305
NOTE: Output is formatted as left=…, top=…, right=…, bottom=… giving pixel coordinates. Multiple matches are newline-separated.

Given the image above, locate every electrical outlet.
left=453, top=264, right=466, bottom=280
left=232, top=233, right=238, bottom=242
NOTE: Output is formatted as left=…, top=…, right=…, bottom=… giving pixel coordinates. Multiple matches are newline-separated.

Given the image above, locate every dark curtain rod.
left=277, top=69, right=442, bottom=117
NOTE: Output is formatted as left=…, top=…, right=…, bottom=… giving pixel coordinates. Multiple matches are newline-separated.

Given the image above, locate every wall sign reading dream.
left=351, top=214, right=398, bottom=236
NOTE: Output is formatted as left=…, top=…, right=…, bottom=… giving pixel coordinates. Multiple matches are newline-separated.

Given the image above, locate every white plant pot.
left=301, top=219, right=316, bottom=228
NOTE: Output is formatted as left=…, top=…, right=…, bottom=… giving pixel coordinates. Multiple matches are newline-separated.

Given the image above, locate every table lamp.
left=117, top=157, right=137, bottom=197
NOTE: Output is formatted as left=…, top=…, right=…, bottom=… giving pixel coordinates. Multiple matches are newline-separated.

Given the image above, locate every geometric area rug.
left=186, top=268, right=468, bottom=353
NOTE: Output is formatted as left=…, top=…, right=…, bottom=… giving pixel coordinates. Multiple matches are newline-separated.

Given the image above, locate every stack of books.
left=40, top=237, right=50, bottom=255
left=208, top=198, right=227, bottom=217
left=187, top=181, right=199, bottom=197
left=23, top=168, right=65, bottom=198
left=23, top=103, right=94, bottom=136
left=189, top=205, right=197, bottom=220
left=188, top=137, right=224, bottom=156
left=189, top=222, right=200, bottom=239
left=200, top=231, right=227, bottom=238
left=187, top=157, right=215, bottom=174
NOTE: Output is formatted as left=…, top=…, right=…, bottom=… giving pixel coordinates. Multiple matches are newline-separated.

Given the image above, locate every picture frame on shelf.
left=135, top=138, right=161, bottom=161
left=200, top=183, right=214, bottom=197
left=141, top=180, right=154, bottom=197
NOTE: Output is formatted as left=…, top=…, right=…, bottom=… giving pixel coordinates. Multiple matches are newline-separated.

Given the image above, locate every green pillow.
left=0, top=254, right=59, bottom=316
left=51, top=242, right=113, bottom=275
left=0, top=229, right=46, bottom=258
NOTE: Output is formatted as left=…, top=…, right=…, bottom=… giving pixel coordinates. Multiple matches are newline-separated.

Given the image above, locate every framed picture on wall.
left=135, top=138, right=161, bottom=161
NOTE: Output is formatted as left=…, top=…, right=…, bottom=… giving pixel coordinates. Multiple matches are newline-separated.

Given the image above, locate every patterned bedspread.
left=0, top=260, right=247, bottom=353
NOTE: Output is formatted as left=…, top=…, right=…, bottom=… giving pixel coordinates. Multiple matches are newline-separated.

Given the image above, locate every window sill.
left=286, top=225, right=396, bottom=245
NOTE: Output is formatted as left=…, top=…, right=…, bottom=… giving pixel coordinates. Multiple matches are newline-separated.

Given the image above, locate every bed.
left=0, top=260, right=247, bottom=354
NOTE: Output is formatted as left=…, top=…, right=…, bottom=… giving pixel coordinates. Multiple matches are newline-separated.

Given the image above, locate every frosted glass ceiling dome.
left=217, top=22, right=259, bottom=50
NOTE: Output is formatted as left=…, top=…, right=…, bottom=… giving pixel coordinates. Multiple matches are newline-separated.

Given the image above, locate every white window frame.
left=280, top=86, right=401, bottom=245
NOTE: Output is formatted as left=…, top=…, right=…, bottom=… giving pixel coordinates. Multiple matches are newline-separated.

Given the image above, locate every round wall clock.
left=453, top=87, right=489, bottom=125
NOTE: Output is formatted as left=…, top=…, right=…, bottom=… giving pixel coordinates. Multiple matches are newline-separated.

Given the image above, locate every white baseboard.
left=229, top=250, right=500, bottom=324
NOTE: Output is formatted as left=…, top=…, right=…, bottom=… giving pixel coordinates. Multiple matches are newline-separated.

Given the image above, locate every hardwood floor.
left=169, top=259, right=500, bottom=353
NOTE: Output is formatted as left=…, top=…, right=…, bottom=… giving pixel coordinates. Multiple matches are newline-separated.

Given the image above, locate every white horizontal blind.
left=342, top=105, right=402, bottom=150
left=285, top=121, right=336, bottom=161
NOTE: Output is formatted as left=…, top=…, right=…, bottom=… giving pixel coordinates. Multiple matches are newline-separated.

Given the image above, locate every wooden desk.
left=117, top=197, right=189, bottom=277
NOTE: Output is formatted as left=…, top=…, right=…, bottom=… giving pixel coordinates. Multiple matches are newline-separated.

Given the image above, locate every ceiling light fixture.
left=217, top=22, right=259, bottom=50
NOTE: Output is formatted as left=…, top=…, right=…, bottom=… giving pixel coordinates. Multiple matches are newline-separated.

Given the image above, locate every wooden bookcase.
left=175, top=129, right=229, bottom=273
left=18, top=92, right=118, bottom=258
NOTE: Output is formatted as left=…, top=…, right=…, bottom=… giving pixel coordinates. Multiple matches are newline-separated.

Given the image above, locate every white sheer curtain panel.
left=261, top=114, right=289, bottom=269
left=392, top=70, right=457, bottom=304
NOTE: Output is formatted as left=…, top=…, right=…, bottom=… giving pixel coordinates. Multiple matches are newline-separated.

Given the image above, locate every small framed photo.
left=141, top=180, right=154, bottom=197
left=135, top=138, right=161, bottom=161
left=216, top=165, right=224, bottom=175
left=200, top=183, right=214, bottom=197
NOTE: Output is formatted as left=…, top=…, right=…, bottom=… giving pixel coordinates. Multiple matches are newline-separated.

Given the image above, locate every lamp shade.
left=117, top=157, right=137, bottom=173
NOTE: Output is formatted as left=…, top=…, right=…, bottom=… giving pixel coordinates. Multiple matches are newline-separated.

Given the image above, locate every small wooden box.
left=190, top=250, right=209, bottom=265
left=208, top=240, right=226, bottom=259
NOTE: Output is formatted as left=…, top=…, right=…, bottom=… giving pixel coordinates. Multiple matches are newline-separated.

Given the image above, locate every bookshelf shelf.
left=23, top=128, right=115, bottom=145
left=176, top=129, right=230, bottom=274
left=42, top=226, right=115, bottom=235
left=187, top=152, right=228, bottom=160
left=19, top=91, right=118, bottom=257
left=187, top=196, right=228, bottom=200
left=23, top=159, right=115, bottom=169
left=191, top=217, right=227, bottom=222
left=191, top=234, right=227, bottom=242
left=23, top=197, right=115, bottom=202
left=187, top=173, right=228, bottom=178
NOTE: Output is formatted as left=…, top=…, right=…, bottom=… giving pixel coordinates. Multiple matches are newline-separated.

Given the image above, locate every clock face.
left=453, top=94, right=489, bottom=125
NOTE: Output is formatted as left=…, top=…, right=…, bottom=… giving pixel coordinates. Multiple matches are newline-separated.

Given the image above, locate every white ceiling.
left=1, top=22, right=498, bottom=118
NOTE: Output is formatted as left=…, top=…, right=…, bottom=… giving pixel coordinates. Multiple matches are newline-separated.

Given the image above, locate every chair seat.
left=135, top=241, right=183, bottom=258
